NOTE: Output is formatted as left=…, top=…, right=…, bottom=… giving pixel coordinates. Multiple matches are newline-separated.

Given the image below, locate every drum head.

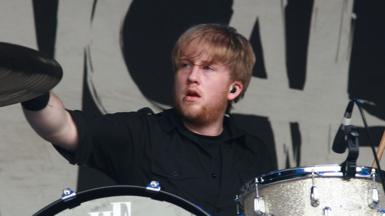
left=34, top=185, right=210, bottom=216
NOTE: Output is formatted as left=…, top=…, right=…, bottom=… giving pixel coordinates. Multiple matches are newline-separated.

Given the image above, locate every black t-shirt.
left=55, top=108, right=277, bottom=216
left=179, top=124, right=226, bottom=207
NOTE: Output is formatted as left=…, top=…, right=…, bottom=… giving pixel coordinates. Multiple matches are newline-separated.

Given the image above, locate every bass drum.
left=238, top=164, right=385, bottom=216
left=34, top=185, right=210, bottom=216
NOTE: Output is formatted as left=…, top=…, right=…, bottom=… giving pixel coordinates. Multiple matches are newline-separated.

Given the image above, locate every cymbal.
left=0, top=42, right=62, bottom=107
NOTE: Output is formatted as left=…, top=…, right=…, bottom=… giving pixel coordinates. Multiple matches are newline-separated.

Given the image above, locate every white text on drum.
left=88, top=202, right=131, bottom=216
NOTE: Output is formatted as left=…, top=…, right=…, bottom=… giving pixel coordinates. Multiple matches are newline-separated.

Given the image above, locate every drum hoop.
left=238, top=164, right=385, bottom=200
left=33, top=185, right=210, bottom=216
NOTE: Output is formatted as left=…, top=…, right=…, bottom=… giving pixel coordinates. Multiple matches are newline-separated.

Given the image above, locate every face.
left=174, top=49, right=241, bottom=125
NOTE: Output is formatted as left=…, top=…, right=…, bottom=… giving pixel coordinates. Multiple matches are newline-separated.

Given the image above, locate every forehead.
left=179, top=39, right=230, bottom=65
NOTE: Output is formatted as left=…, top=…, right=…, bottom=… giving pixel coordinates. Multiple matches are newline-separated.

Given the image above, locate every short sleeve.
left=53, top=109, right=151, bottom=180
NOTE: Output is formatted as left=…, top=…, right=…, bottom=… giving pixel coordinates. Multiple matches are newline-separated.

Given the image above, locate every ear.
left=227, top=81, right=243, bottom=101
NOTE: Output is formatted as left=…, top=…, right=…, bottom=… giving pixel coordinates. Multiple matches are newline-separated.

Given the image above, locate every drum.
left=237, top=164, right=385, bottom=216
left=33, top=185, right=210, bottom=216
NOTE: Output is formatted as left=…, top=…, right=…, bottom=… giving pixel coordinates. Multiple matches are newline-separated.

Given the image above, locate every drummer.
left=22, top=23, right=277, bottom=216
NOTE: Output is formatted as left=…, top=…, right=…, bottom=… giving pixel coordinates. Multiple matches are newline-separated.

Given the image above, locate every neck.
left=183, top=117, right=224, bottom=136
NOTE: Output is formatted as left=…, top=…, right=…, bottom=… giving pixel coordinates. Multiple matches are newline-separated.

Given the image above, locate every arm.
left=22, top=92, right=79, bottom=151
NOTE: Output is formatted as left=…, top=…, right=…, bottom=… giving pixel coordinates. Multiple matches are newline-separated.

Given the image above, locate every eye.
left=178, top=61, right=191, bottom=69
left=202, top=65, right=215, bottom=71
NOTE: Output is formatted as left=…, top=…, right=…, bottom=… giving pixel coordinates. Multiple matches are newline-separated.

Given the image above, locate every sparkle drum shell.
left=238, top=165, right=385, bottom=216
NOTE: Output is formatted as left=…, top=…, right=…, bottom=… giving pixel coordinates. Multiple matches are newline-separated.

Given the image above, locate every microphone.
left=332, top=100, right=355, bottom=154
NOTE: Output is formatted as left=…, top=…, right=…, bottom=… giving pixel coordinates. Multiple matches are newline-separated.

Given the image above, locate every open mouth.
left=184, top=89, right=201, bottom=101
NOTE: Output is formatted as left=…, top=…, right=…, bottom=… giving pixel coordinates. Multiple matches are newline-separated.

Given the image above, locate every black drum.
left=34, top=185, right=210, bottom=216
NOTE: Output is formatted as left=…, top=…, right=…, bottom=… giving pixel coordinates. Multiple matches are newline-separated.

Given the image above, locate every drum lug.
left=310, top=170, right=320, bottom=207
left=322, top=206, right=332, bottom=216
left=369, top=188, right=379, bottom=209
left=235, top=195, right=245, bottom=216
left=369, top=168, right=380, bottom=209
left=310, top=186, right=320, bottom=207
left=254, top=196, right=268, bottom=216
left=146, top=180, right=161, bottom=192
left=61, top=188, right=76, bottom=201
left=254, top=178, right=269, bottom=216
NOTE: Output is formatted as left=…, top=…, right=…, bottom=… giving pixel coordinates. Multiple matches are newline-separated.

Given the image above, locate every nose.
left=187, top=65, right=200, bottom=84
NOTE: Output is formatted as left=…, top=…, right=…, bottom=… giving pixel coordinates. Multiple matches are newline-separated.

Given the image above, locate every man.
left=22, top=24, right=277, bottom=215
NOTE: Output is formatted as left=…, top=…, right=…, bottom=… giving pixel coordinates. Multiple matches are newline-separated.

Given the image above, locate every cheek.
left=174, top=73, right=183, bottom=88
left=174, top=79, right=182, bottom=92
left=207, top=85, right=229, bottom=101
left=175, top=71, right=186, bottom=83
left=174, top=76, right=185, bottom=98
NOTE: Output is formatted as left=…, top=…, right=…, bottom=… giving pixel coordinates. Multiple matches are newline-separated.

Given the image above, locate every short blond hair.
left=172, top=23, right=255, bottom=102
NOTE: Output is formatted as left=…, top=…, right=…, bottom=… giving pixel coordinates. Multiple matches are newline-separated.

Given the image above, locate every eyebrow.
left=178, top=57, right=216, bottom=65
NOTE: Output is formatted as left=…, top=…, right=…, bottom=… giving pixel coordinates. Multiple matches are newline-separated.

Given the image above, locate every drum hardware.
left=340, top=124, right=359, bottom=179
left=369, top=168, right=380, bottom=209
left=238, top=165, right=385, bottom=216
left=235, top=195, right=244, bottom=216
left=333, top=99, right=385, bottom=199
left=146, top=180, right=161, bottom=192
left=34, top=185, right=211, bottom=216
left=60, top=188, right=76, bottom=201
left=354, top=99, right=385, bottom=193
left=322, top=206, right=332, bottom=216
left=310, top=170, right=320, bottom=207
left=253, top=178, right=269, bottom=216
left=331, top=100, right=359, bottom=179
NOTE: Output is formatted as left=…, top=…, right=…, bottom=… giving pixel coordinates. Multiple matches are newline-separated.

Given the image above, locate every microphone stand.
left=354, top=100, right=385, bottom=194
left=340, top=125, right=359, bottom=179
left=333, top=99, right=385, bottom=195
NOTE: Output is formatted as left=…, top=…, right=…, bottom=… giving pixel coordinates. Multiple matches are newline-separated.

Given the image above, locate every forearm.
left=22, top=92, right=79, bottom=150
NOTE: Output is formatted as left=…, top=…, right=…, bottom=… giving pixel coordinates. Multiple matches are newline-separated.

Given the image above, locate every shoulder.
left=227, top=114, right=277, bottom=167
left=225, top=115, right=265, bottom=145
left=68, top=107, right=159, bottom=130
left=104, top=108, right=178, bottom=132
left=101, top=107, right=155, bottom=121
left=227, top=114, right=274, bottom=146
